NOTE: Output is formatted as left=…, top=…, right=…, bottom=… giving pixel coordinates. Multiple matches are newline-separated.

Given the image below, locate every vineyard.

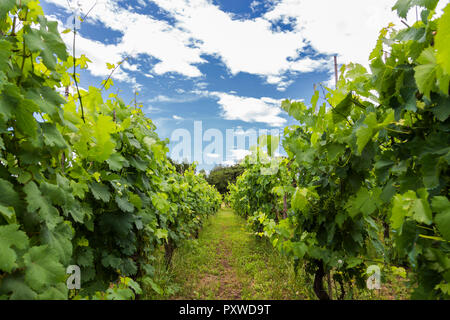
left=0, top=0, right=449, bottom=301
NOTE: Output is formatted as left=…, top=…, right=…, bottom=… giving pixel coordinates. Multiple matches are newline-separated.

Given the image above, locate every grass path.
left=167, top=208, right=308, bottom=300
left=144, top=208, right=410, bottom=300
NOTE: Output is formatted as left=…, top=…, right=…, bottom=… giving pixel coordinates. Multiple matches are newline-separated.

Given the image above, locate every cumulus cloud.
left=47, top=0, right=444, bottom=93
left=47, top=0, right=206, bottom=81
left=221, top=148, right=252, bottom=166
left=206, top=153, right=220, bottom=159
left=210, top=92, right=286, bottom=127
left=148, top=94, right=200, bottom=103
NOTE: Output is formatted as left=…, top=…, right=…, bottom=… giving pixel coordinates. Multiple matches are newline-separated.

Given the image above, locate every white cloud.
left=210, top=92, right=286, bottom=127
left=250, top=1, right=260, bottom=13
left=122, top=60, right=139, bottom=72
left=173, top=115, right=184, bottom=120
left=47, top=0, right=206, bottom=81
left=48, top=0, right=442, bottom=91
left=148, top=94, right=199, bottom=103
left=148, top=0, right=419, bottom=86
left=262, top=0, right=406, bottom=68
left=206, top=153, right=220, bottom=159
left=144, top=105, right=163, bottom=113
left=222, top=148, right=252, bottom=166
left=230, top=149, right=251, bottom=160
left=194, top=81, right=209, bottom=90
left=151, top=0, right=306, bottom=81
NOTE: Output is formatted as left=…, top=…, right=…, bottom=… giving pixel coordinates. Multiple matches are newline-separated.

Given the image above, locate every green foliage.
left=0, top=1, right=221, bottom=300
left=206, top=164, right=245, bottom=194
left=230, top=1, right=450, bottom=300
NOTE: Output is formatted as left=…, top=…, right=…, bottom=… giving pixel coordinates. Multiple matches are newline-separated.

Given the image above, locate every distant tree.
left=168, top=158, right=192, bottom=174
left=206, top=163, right=244, bottom=194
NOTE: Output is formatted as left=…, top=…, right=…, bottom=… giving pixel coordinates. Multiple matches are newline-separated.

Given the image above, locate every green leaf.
left=326, top=143, right=345, bottom=161
left=356, top=112, right=378, bottom=154
left=412, top=189, right=433, bottom=225
left=432, top=196, right=450, bottom=241
left=391, top=191, right=416, bottom=229
left=0, top=178, right=20, bottom=208
left=0, top=205, right=16, bottom=224
left=311, top=90, right=320, bottom=111
left=414, top=47, right=437, bottom=99
left=24, top=16, right=68, bottom=71
left=106, top=153, right=128, bottom=171
left=101, top=254, right=121, bottom=269
left=23, top=245, right=66, bottom=291
left=432, top=95, right=450, bottom=121
left=41, top=123, right=68, bottom=149
left=37, top=283, right=67, bottom=300
left=393, top=0, right=413, bottom=19
left=142, top=277, right=163, bottom=295
left=332, top=92, right=353, bottom=123
left=346, top=187, right=378, bottom=218
left=129, top=193, right=142, bottom=210
left=15, top=101, right=38, bottom=138
left=436, top=3, right=450, bottom=75
left=129, top=156, right=147, bottom=171
left=420, top=153, right=439, bottom=189
left=291, top=188, right=309, bottom=212
left=155, top=228, right=168, bottom=240
left=0, top=224, right=29, bottom=272
left=0, top=0, right=15, bottom=18
left=89, top=182, right=111, bottom=203
left=392, top=0, right=438, bottom=19
left=152, top=193, right=170, bottom=213
left=391, top=190, right=433, bottom=229
left=87, top=114, right=116, bottom=162
left=281, top=100, right=306, bottom=121
left=40, top=223, right=73, bottom=266
left=346, top=257, right=363, bottom=268
left=23, top=181, right=61, bottom=230
left=126, top=278, right=142, bottom=295
left=115, top=195, right=134, bottom=213
left=106, top=287, right=135, bottom=300
left=0, top=275, right=37, bottom=300
left=292, top=242, right=307, bottom=259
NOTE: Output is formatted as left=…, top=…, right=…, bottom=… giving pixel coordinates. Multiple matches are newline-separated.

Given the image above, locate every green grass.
left=143, top=208, right=411, bottom=300
left=144, top=208, right=310, bottom=299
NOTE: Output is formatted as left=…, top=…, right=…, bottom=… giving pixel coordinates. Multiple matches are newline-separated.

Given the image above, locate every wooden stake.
left=313, top=83, right=317, bottom=114
left=334, top=55, right=338, bottom=89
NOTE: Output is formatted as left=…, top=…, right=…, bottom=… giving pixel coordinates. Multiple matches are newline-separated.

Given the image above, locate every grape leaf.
left=23, top=245, right=66, bottom=291
left=23, top=181, right=62, bottom=230
left=89, top=182, right=111, bottom=203
left=24, top=16, right=68, bottom=71
left=432, top=196, right=450, bottom=241
left=115, top=195, right=134, bottom=213
left=0, top=0, right=15, bottom=18
left=0, top=224, right=29, bottom=272
left=436, top=3, right=450, bottom=75
left=0, top=275, right=37, bottom=300
left=414, top=47, right=437, bottom=99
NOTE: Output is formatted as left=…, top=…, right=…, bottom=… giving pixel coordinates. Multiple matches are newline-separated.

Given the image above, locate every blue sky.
left=40, top=0, right=447, bottom=172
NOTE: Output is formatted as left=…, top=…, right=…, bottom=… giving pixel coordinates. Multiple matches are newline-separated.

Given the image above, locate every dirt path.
left=150, top=208, right=411, bottom=300
left=169, top=208, right=308, bottom=300
left=216, top=230, right=242, bottom=299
